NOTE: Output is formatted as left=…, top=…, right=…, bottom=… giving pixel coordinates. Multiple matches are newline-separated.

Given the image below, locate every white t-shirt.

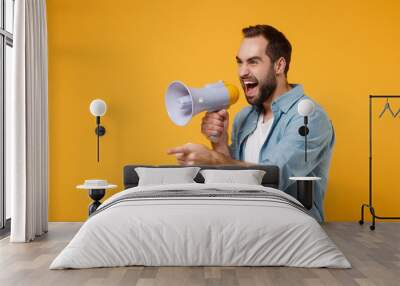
left=244, top=113, right=274, bottom=163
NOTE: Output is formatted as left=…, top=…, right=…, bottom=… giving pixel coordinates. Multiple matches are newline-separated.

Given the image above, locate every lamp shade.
left=297, top=99, right=315, bottom=117
left=90, top=99, right=107, bottom=117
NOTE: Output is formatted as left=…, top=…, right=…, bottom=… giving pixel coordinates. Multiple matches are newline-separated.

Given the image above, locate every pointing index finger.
left=167, top=146, right=188, bottom=155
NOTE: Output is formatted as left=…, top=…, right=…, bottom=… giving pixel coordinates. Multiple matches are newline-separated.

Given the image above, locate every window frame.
left=0, top=0, right=14, bottom=233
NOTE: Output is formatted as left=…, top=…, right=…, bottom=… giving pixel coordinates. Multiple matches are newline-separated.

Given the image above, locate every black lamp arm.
left=305, top=116, right=308, bottom=162
left=298, top=116, right=309, bottom=162
left=94, top=116, right=106, bottom=162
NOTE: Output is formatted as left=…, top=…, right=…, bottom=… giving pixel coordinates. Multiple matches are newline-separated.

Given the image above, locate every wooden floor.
left=0, top=222, right=399, bottom=286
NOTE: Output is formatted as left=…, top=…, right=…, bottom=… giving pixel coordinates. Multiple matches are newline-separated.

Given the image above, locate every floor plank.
left=0, top=222, right=399, bottom=286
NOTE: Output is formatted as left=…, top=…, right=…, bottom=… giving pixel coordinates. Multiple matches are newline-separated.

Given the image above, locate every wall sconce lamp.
left=297, top=99, right=315, bottom=162
left=289, top=99, right=321, bottom=210
left=89, top=99, right=107, bottom=162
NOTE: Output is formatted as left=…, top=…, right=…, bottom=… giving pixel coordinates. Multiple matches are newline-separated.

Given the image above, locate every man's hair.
left=242, top=25, right=292, bottom=76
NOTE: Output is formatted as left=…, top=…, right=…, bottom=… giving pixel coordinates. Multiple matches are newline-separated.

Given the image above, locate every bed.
left=50, top=165, right=350, bottom=269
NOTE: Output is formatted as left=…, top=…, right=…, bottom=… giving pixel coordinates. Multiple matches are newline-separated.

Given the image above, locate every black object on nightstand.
left=88, top=189, right=106, bottom=215
left=289, top=177, right=321, bottom=210
left=77, top=180, right=117, bottom=216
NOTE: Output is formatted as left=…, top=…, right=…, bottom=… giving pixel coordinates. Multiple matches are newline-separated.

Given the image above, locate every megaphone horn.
left=165, top=80, right=239, bottom=126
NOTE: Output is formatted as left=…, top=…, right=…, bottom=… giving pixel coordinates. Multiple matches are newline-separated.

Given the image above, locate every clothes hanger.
left=379, top=98, right=395, bottom=118
left=393, top=107, right=400, bottom=118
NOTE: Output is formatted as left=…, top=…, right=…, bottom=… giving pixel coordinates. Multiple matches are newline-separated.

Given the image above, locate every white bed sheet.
left=50, top=183, right=350, bottom=269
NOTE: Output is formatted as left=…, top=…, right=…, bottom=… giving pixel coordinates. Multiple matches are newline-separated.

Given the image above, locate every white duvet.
left=50, top=183, right=351, bottom=269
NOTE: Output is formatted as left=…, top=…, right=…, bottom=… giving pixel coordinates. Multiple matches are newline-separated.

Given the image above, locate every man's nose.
left=238, top=64, right=250, bottom=78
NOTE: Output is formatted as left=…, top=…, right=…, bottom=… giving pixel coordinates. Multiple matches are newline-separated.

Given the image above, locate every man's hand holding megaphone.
left=201, top=109, right=232, bottom=157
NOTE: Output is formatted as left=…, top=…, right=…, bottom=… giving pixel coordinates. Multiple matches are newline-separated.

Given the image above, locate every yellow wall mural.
left=47, top=0, right=400, bottom=221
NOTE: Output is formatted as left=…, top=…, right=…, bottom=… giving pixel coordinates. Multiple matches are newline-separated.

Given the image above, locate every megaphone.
left=165, top=80, right=239, bottom=126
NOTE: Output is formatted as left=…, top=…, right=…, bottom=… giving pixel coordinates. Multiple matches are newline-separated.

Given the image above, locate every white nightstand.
left=77, top=180, right=117, bottom=215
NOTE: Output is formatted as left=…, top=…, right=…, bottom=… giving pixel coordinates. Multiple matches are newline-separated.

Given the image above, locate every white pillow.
left=200, top=169, right=266, bottom=185
left=135, top=167, right=200, bottom=186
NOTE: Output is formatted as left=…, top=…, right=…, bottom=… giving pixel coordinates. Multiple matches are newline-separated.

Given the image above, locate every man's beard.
left=248, top=70, right=277, bottom=113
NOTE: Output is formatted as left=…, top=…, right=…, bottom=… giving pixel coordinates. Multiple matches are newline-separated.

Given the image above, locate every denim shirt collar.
left=271, top=84, right=305, bottom=114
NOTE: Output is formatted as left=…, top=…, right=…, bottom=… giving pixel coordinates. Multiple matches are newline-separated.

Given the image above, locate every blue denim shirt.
left=229, top=84, right=335, bottom=222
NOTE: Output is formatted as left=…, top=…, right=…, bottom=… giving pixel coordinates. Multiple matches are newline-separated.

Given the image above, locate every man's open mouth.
left=243, top=80, right=259, bottom=95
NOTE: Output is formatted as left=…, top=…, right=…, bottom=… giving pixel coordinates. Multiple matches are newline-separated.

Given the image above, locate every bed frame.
left=123, top=165, right=280, bottom=189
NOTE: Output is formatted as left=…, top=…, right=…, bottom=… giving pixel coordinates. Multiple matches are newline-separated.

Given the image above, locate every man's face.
left=236, top=36, right=277, bottom=111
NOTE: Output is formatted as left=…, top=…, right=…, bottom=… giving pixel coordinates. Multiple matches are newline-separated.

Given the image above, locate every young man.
left=167, top=25, right=335, bottom=222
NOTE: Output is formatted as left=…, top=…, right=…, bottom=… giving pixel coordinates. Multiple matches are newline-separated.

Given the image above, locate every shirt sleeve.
left=228, top=112, right=240, bottom=159
left=260, top=108, right=335, bottom=191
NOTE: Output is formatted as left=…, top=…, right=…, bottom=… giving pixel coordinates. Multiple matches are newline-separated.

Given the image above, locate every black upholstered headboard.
left=123, top=165, right=279, bottom=189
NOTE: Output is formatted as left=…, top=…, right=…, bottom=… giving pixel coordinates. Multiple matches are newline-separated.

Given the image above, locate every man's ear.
left=274, top=57, right=287, bottom=75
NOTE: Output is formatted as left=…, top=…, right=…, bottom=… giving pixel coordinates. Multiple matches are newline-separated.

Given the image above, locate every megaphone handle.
left=209, top=135, right=219, bottom=143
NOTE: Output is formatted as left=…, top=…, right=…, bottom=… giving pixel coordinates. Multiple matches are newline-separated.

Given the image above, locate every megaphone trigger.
left=209, top=135, right=219, bottom=143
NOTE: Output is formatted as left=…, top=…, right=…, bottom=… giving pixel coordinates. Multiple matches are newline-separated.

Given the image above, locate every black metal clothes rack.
left=359, top=95, right=400, bottom=230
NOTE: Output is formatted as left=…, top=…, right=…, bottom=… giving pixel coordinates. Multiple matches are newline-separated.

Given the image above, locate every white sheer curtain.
left=7, top=0, right=48, bottom=242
